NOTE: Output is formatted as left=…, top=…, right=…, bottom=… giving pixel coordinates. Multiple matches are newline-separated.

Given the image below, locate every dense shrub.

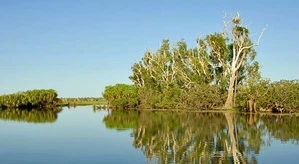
left=0, top=89, right=58, bottom=110
left=237, top=79, right=299, bottom=110
left=180, top=85, right=226, bottom=110
left=102, top=84, right=138, bottom=109
left=137, top=87, right=181, bottom=109
left=136, top=84, right=225, bottom=110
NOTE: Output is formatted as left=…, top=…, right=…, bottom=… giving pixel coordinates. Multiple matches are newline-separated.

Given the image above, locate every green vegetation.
left=237, top=79, right=299, bottom=111
left=58, top=97, right=107, bottom=107
left=103, top=13, right=298, bottom=111
left=103, top=84, right=138, bottom=109
left=0, top=89, right=58, bottom=110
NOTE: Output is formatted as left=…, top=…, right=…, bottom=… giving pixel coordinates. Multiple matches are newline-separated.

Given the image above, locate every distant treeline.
left=59, top=97, right=104, bottom=102
left=58, top=97, right=107, bottom=106
left=0, top=89, right=58, bottom=110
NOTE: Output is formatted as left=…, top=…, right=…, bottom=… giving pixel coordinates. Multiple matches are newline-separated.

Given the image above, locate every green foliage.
left=0, top=89, right=58, bottom=110
left=268, top=80, right=299, bottom=109
left=237, top=79, right=299, bottom=110
left=129, top=37, right=233, bottom=110
left=180, top=84, right=226, bottom=109
left=136, top=84, right=226, bottom=110
left=233, top=26, right=249, bottom=38
left=102, top=84, right=138, bottom=109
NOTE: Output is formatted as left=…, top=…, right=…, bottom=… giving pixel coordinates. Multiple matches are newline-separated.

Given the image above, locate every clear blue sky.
left=1, top=0, right=298, bottom=97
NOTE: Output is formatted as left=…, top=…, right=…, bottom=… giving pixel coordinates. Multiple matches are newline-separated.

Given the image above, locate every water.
left=0, top=106, right=298, bottom=164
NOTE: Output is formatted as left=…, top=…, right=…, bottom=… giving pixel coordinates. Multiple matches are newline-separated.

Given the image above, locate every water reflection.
left=260, top=114, right=299, bottom=143
left=0, top=108, right=62, bottom=123
left=104, top=110, right=299, bottom=163
left=103, top=110, right=139, bottom=130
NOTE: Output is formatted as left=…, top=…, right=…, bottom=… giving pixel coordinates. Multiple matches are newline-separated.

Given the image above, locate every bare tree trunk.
left=225, top=71, right=236, bottom=109
left=234, top=72, right=238, bottom=106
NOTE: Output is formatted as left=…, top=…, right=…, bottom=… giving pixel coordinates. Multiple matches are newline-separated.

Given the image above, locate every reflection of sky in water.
left=0, top=107, right=299, bottom=164
left=259, top=139, right=299, bottom=164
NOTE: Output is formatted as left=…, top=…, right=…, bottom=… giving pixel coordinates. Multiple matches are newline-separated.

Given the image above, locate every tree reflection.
left=103, top=110, right=139, bottom=130
left=103, top=110, right=299, bottom=163
left=133, top=112, right=228, bottom=163
left=0, top=108, right=62, bottom=123
left=259, top=114, right=299, bottom=143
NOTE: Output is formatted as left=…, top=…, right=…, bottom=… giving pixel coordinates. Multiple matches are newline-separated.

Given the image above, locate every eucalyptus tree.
left=130, top=13, right=266, bottom=109
left=221, top=13, right=267, bottom=108
left=130, top=39, right=218, bottom=109
left=172, top=39, right=212, bottom=88
left=130, top=40, right=174, bottom=89
left=130, top=39, right=212, bottom=90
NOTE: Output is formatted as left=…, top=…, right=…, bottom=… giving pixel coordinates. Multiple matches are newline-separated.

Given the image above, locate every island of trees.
left=0, top=89, right=58, bottom=110
left=103, top=13, right=299, bottom=112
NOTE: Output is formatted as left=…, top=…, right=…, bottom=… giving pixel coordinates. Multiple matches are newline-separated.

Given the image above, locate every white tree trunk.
left=225, top=69, right=236, bottom=109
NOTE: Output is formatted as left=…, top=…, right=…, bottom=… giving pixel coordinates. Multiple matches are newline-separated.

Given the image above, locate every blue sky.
left=1, top=0, right=298, bottom=97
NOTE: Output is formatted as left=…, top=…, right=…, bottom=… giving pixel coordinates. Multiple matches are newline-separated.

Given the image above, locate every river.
left=0, top=106, right=298, bottom=164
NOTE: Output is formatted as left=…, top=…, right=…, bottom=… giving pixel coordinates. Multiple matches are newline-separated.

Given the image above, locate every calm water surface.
left=0, top=106, right=298, bottom=164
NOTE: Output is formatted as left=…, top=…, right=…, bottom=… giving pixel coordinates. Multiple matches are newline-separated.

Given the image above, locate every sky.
left=0, top=0, right=298, bottom=97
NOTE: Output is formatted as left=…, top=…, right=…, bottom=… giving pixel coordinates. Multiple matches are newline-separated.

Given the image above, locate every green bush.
left=0, top=89, right=58, bottom=110
left=136, top=84, right=225, bottom=110
left=237, top=79, right=299, bottom=110
left=102, top=84, right=138, bottom=109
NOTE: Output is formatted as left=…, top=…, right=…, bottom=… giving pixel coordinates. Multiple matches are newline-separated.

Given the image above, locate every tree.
left=130, top=39, right=223, bottom=109
left=129, top=13, right=266, bottom=110
left=222, top=13, right=267, bottom=108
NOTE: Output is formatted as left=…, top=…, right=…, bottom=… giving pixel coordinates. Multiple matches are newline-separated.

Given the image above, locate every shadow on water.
left=0, top=107, right=62, bottom=123
left=102, top=109, right=299, bottom=163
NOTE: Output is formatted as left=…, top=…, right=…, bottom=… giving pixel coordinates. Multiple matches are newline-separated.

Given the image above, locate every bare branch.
left=222, top=12, right=232, bottom=39
left=235, top=25, right=267, bottom=70
left=256, top=24, right=268, bottom=46
left=133, top=63, right=145, bottom=87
